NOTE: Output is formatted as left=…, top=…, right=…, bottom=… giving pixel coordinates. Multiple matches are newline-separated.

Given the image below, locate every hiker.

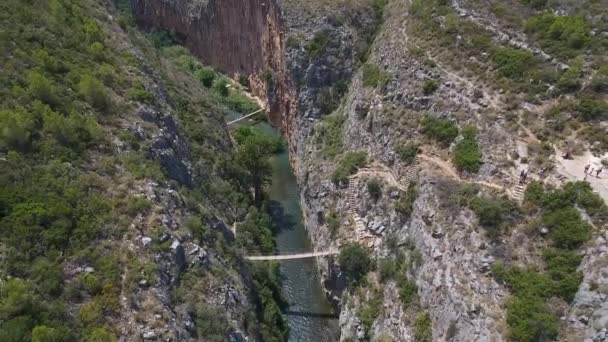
left=597, top=168, right=602, bottom=177
left=523, top=169, right=528, bottom=183
left=519, top=169, right=526, bottom=184
left=585, top=164, right=590, bottom=174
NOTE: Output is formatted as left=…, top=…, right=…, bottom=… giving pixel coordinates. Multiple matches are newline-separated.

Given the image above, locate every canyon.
left=130, top=0, right=608, bottom=341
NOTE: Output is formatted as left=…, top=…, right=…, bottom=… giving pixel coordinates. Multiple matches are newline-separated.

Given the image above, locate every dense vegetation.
left=421, top=116, right=459, bottom=147
left=0, top=0, right=288, bottom=340
left=332, top=151, right=368, bottom=185
left=452, top=126, right=482, bottom=173
left=395, top=142, right=418, bottom=165
left=491, top=181, right=607, bottom=341
left=338, top=243, right=371, bottom=286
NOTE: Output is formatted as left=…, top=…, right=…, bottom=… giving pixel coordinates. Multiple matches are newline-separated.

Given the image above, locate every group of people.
left=518, top=164, right=602, bottom=185
left=519, top=169, right=529, bottom=184
left=584, top=164, right=603, bottom=179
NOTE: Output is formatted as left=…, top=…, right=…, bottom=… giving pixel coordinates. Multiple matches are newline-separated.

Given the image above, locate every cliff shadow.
left=268, top=199, right=297, bottom=234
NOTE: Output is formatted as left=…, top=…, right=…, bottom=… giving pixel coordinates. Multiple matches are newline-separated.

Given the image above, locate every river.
left=233, top=116, right=339, bottom=341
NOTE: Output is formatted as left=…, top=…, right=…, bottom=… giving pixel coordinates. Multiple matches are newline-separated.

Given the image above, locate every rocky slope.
left=131, top=0, right=608, bottom=341
left=0, top=1, right=262, bottom=340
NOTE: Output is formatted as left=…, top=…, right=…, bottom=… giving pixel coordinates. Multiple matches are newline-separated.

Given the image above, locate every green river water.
left=234, top=117, right=339, bottom=341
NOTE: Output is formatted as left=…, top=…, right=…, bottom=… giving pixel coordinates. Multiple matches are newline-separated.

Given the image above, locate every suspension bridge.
left=227, top=108, right=266, bottom=126
left=245, top=250, right=338, bottom=261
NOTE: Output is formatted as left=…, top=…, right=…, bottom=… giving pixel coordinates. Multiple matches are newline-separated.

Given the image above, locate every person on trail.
left=597, top=168, right=603, bottom=177
left=519, top=169, right=525, bottom=184
left=523, top=169, right=528, bottom=183
left=585, top=164, right=590, bottom=174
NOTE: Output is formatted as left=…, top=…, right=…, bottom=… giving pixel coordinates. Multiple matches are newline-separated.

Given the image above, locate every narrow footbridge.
left=245, top=250, right=338, bottom=261
left=227, top=108, right=265, bottom=126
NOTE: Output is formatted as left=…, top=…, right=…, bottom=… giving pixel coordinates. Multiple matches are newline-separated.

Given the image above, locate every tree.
left=27, top=71, right=57, bottom=106
left=214, top=78, right=229, bottom=97
left=338, top=243, right=370, bottom=286
left=32, top=325, right=70, bottom=342
left=78, top=75, right=109, bottom=112
left=235, top=130, right=276, bottom=205
left=367, top=179, right=382, bottom=202
left=195, top=67, right=215, bottom=88
left=0, top=107, right=37, bottom=151
left=87, top=328, right=116, bottom=342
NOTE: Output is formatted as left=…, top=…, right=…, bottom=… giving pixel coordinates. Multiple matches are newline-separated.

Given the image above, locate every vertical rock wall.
left=130, top=0, right=297, bottom=155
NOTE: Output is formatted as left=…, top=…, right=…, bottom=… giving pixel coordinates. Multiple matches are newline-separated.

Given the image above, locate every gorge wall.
left=131, top=0, right=297, bottom=153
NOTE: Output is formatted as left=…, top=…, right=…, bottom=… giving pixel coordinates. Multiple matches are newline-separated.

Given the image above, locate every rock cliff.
left=131, top=0, right=297, bottom=153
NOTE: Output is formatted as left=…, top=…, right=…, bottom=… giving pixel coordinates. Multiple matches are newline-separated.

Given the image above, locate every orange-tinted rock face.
left=131, top=0, right=297, bottom=152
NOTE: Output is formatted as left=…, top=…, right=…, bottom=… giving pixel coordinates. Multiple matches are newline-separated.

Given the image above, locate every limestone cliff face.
left=131, top=0, right=297, bottom=153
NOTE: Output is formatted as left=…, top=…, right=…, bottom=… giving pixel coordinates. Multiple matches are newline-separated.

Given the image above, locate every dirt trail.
left=351, top=161, right=408, bottom=191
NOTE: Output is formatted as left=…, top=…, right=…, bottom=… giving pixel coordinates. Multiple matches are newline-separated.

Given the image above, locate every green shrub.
left=414, top=312, right=432, bottom=342
left=238, top=74, right=249, bottom=88
left=127, top=81, right=154, bottom=105
left=32, top=325, right=71, bottom=342
left=591, top=65, right=608, bottom=92
left=525, top=14, right=590, bottom=58
left=338, top=243, right=371, bottom=286
left=222, top=93, right=260, bottom=114
left=565, top=182, right=608, bottom=222
left=249, top=262, right=289, bottom=341
left=149, top=30, right=175, bottom=49
left=557, top=57, right=583, bottom=92
left=395, top=183, right=417, bottom=219
left=367, top=179, right=383, bottom=201
left=0, top=107, right=37, bottom=151
left=79, top=75, right=110, bottom=111
left=520, top=0, right=547, bottom=9
left=80, top=273, right=102, bottom=295
left=378, top=257, right=400, bottom=282
left=506, top=295, right=559, bottom=341
left=543, top=248, right=583, bottom=302
left=468, top=196, right=503, bottom=238
left=332, top=152, right=368, bottom=185
left=213, top=78, right=229, bottom=97
left=543, top=206, right=591, bottom=249
left=398, top=278, right=418, bottom=307
left=524, top=181, right=545, bottom=206
left=193, top=306, right=229, bottom=341
left=359, top=291, right=382, bottom=336
left=421, top=116, right=458, bottom=146
left=577, top=97, right=608, bottom=121
left=319, top=114, right=345, bottom=158
left=422, top=79, right=439, bottom=94
left=86, top=328, right=116, bottom=342
left=305, top=30, right=330, bottom=58
left=395, top=143, right=418, bottom=165
left=194, top=67, right=215, bottom=88
left=453, top=126, right=482, bottom=173
left=27, top=71, right=57, bottom=106
left=361, top=63, right=390, bottom=88
left=78, top=302, right=104, bottom=328
left=318, top=81, right=348, bottom=115
left=492, top=48, right=536, bottom=79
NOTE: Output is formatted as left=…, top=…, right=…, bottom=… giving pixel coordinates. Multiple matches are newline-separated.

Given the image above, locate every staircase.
left=347, top=176, right=374, bottom=247
left=400, top=156, right=420, bottom=189
left=512, top=184, right=525, bottom=202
